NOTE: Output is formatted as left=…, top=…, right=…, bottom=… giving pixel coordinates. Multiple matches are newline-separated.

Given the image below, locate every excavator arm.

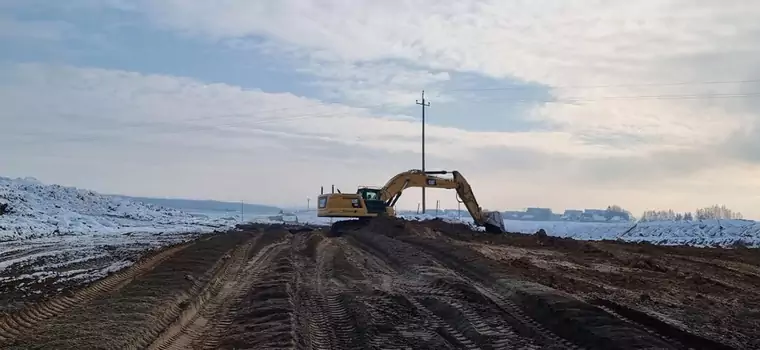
left=377, top=170, right=506, bottom=233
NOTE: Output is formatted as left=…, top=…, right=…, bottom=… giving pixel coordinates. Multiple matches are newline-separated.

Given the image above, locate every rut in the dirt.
left=1, top=220, right=749, bottom=350
left=155, top=228, right=292, bottom=350
left=2, top=231, right=253, bottom=350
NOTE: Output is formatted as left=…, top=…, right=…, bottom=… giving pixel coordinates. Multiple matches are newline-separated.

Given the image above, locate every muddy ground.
left=0, top=218, right=757, bottom=349
left=0, top=231, right=204, bottom=313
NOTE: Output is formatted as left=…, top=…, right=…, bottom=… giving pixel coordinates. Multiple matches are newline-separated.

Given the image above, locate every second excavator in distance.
left=317, top=169, right=506, bottom=235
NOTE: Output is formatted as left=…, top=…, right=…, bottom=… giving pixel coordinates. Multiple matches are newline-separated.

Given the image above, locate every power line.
left=184, top=101, right=391, bottom=123
left=160, top=79, right=760, bottom=124
left=467, top=91, right=760, bottom=105
left=89, top=85, right=760, bottom=139
left=190, top=79, right=760, bottom=123
left=152, top=91, right=758, bottom=137
left=111, top=90, right=759, bottom=138
left=439, top=78, right=760, bottom=93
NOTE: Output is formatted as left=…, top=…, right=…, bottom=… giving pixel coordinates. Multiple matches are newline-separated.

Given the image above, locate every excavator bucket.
left=482, top=210, right=506, bottom=233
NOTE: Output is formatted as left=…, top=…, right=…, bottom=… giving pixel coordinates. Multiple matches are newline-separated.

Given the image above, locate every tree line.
left=639, top=205, right=743, bottom=222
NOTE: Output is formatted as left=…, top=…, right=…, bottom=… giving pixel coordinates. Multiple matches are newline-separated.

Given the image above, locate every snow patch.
left=257, top=210, right=760, bottom=247
left=0, top=176, right=238, bottom=241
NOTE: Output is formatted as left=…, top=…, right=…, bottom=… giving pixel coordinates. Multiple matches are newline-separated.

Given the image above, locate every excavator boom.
left=377, top=170, right=505, bottom=233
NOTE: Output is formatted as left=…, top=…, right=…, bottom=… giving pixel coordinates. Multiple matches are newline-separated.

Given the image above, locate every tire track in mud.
left=335, top=233, right=545, bottom=349
left=286, top=231, right=372, bottom=350
left=588, top=299, right=736, bottom=350
left=311, top=237, right=371, bottom=350
left=147, top=232, right=265, bottom=350
left=215, top=241, right=296, bottom=349
left=0, top=241, right=191, bottom=345
left=398, top=235, right=695, bottom=349
left=6, top=222, right=738, bottom=349
left=343, top=229, right=556, bottom=349
left=197, top=232, right=292, bottom=349
left=293, top=233, right=348, bottom=350
left=3, top=231, right=252, bottom=350
left=420, top=293, right=542, bottom=349
left=405, top=275, right=557, bottom=349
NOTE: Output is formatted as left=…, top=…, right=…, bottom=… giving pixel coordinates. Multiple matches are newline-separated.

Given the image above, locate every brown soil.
left=0, top=218, right=757, bottom=349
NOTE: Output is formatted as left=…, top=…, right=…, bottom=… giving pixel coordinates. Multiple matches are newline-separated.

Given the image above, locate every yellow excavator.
left=317, top=169, right=506, bottom=234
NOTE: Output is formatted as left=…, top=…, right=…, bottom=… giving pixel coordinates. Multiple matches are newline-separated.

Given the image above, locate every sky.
left=2, top=1, right=760, bottom=218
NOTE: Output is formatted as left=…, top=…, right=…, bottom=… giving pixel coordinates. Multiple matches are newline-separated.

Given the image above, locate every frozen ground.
left=253, top=209, right=760, bottom=247
left=2, top=175, right=759, bottom=311
left=0, top=176, right=241, bottom=307
left=0, top=176, right=238, bottom=241
left=0, top=230, right=201, bottom=310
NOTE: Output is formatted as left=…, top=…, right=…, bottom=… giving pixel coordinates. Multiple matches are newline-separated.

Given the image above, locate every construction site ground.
left=1, top=217, right=758, bottom=349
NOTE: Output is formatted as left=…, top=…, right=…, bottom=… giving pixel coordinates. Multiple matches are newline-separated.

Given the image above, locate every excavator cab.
left=357, top=188, right=387, bottom=215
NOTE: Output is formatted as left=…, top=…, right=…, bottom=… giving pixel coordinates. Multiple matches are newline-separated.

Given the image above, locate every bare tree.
left=695, top=205, right=743, bottom=220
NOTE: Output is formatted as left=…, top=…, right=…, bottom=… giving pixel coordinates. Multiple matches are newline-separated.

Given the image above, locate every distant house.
left=500, top=207, right=629, bottom=223
left=502, top=211, right=525, bottom=220
left=605, top=210, right=631, bottom=222
left=525, top=207, right=553, bottom=221
left=575, top=208, right=631, bottom=222
left=562, top=209, right=583, bottom=221
left=581, top=209, right=608, bottom=222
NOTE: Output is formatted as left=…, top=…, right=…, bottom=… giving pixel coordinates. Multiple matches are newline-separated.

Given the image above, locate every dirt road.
left=0, top=218, right=756, bottom=349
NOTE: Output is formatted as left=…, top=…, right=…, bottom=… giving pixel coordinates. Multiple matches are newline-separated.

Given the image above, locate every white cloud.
left=299, top=60, right=452, bottom=108
left=2, top=63, right=598, bottom=159
left=5, top=1, right=760, bottom=217
left=118, top=0, right=760, bottom=150
left=0, top=16, right=73, bottom=41
left=0, top=63, right=611, bottom=210
left=3, top=63, right=760, bottom=216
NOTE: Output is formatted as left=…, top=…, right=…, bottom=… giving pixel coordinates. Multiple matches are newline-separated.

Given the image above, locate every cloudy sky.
left=2, top=1, right=760, bottom=217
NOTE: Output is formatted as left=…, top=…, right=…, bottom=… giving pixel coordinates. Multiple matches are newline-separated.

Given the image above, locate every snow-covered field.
left=252, top=210, right=760, bottom=248
left=1, top=175, right=758, bottom=308
left=0, top=176, right=238, bottom=241
left=6, top=175, right=757, bottom=249
left=0, top=176, right=242, bottom=306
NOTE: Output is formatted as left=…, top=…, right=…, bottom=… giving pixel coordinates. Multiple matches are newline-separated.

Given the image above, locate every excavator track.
left=327, top=218, right=372, bottom=237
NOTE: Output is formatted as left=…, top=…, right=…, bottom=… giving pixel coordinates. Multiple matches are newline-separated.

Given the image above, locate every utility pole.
left=307, top=197, right=310, bottom=211
left=240, top=200, right=244, bottom=223
left=416, top=90, right=430, bottom=214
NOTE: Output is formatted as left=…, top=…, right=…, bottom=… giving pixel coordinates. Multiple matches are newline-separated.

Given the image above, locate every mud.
left=0, top=231, right=201, bottom=313
left=0, top=218, right=757, bottom=349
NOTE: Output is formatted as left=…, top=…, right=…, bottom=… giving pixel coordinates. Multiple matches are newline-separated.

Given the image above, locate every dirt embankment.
left=399, top=218, right=759, bottom=349
left=0, top=219, right=756, bottom=349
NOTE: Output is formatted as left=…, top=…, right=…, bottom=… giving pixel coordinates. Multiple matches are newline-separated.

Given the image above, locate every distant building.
left=525, top=207, right=553, bottom=221
left=502, top=211, right=525, bottom=220
left=497, top=207, right=632, bottom=223
left=581, top=209, right=608, bottom=222
left=562, top=210, right=583, bottom=221
left=605, top=210, right=631, bottom=222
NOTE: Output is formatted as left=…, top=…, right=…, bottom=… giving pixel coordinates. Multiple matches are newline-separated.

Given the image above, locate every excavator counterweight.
left=317, top=169, right=505, bottom=235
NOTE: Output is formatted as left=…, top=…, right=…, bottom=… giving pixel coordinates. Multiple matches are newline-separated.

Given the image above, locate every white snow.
left=0, top=230, right=197, bottom=291
left=0, top=176, right=238, bottom=241
left=496, top=218, right=760, bottom=247
left=0, top=174, right=755, bottom=303
left=252, top=210, right=760, bottom=248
